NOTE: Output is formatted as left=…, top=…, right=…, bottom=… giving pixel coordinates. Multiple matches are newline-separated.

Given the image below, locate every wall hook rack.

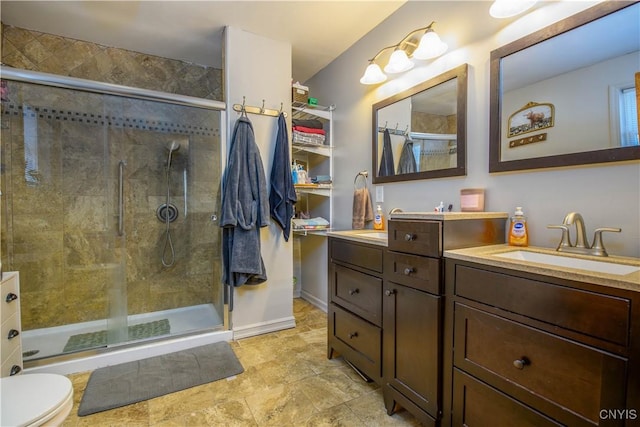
left=233, top=96, right=287, bottom=118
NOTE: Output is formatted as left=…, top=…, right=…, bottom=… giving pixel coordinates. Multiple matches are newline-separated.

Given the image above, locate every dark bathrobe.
left=378, top=129, right=395, bottom=176
left=269, top=113, right=297, bottom=241
left=397, top=137, right=417, bottom=174
left=221, top=116, right=270, bottom=287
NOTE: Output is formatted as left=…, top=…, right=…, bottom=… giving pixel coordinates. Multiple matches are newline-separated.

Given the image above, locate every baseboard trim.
left=232, top=316, right=296, bottom=340
left=300, top=290, right=328, bottom=313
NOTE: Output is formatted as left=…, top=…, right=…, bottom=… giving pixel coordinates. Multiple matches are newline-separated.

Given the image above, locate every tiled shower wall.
left=1, top=23, right=222, bottom=101
left=1, top=25, right=224, bottom=331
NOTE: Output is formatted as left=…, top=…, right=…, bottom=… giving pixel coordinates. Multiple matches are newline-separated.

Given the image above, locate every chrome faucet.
left=547, top=212, right=621, bottom=257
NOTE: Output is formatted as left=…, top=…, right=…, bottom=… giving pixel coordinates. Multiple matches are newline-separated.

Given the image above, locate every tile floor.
left=62, top=298, right=422, bottom=426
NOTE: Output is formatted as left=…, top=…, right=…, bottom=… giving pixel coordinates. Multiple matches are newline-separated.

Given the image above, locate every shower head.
left=166, top=141, right=181, bottom=153
left=165, top=141, right=181, bottom=169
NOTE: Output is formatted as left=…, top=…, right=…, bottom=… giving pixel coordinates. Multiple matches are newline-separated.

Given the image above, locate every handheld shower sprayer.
left=166, top=141, right=181, bottom=169
left=160, top=140, right=182, bottom=267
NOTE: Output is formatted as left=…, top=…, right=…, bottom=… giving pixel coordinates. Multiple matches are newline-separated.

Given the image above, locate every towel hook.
left=279, top=102, right=283, bottom=113
left=260, top=99, right=266, bottom=114
left=241, top=96, right=247, bottom=117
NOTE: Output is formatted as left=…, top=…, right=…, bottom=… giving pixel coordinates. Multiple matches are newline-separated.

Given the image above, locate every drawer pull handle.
left=403, top=267, right=414, bottom=275
left=385, top=289, right=396, bottom=296
left=7, top=329, right=20, bottom=340
left=10, top=365, right=22, bottom=376
left=348, top=332, right=358, bottom=339
left=513, top=357, right=530, bottom=370
left=5, top=293, right=18, bottom=303
left=404, top=233, right=416, bottom=241
left=348, top=288, right=359, bottom=295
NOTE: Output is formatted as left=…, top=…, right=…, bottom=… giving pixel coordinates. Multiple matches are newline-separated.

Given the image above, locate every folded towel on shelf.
left=352, top=188, right=373, bottom=229
left=292, top=130, right=326, bottom=145
left=292, top=217, right=330, bottom=230
left=292, top=118, right=324, bottom=129
left=292, top=125, right=326, bottom=135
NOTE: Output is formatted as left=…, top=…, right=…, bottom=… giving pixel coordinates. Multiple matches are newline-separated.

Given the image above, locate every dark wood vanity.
left=328, top=213, right=508, bottom=426
left=328, top=215, right=640, bottom=426
left=444, top=256, right=640, bottom=427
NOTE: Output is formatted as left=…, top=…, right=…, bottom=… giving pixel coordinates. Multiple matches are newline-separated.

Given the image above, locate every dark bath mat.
left=78, top=341, right=244, bottom=416
left=63, top=319, right=170, bottom=353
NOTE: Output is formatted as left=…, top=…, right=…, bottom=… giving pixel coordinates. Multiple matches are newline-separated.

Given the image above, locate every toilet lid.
left=0, top=373, right=73, bottom=427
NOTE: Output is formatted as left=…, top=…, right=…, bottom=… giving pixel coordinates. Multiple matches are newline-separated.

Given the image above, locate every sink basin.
left=494, top=250, right=640, bottom=276
left=352, top=232, right=387, bottom=240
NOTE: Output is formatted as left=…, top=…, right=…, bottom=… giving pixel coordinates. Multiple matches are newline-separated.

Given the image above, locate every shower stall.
left=0, top=68, right=228, bottom=367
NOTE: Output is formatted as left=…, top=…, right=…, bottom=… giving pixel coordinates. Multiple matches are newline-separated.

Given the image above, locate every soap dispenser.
left=508, top=206, right=529, bottom=247
left=374, top=204, right=385, bottom=230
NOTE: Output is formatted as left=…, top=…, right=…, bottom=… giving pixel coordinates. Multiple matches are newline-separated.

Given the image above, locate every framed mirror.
left=372, top=63, right=468, bottom=184
left=489, top=1, right=640, bottom=173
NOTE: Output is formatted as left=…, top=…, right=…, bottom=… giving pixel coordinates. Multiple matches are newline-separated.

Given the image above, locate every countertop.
left=445, top=244, right=640, bottom=292
left=327, top=230, right=388, bottom=247
left=389, top=211, right=508, bottom=221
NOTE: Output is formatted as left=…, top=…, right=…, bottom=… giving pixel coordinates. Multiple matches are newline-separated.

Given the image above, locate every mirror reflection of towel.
left=352, top=188, right=374, bottom=229
left=398, top=138, right=417, bottom=174
left=378, top=129, right=395, bottom=177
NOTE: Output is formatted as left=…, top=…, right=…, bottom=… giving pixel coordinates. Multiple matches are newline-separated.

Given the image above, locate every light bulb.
left=490, top=0, right=537, bottom=18
left=384, top=49, right=414, bottom=74
left=413, top=30, right=448, bottom=60
left=360, top=63, right=387, bottom=85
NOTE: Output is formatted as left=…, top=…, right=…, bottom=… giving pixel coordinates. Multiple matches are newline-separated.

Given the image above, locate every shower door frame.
left=0, top=65, right=230, bottom=353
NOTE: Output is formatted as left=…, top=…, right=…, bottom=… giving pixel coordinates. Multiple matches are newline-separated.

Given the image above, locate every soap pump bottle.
left=508, top=206, right=529, bottom=247
left=374, top=204, right=385, bottom=230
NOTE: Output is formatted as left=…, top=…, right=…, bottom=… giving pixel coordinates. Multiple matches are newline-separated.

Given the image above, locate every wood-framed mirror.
left=489, top=1, right=640, bottom=173
left=372, top=63, right=468, bottom=184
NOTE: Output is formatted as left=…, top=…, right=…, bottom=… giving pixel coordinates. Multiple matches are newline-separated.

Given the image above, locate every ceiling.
left=0, top=1, right=407, bottom=82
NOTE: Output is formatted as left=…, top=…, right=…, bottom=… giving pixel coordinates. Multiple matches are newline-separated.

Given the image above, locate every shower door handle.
left=118, top=160, right=125, bottom=236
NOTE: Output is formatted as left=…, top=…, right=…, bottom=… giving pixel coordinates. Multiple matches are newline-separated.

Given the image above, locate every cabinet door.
left=383, top=282, right=441, bottom=419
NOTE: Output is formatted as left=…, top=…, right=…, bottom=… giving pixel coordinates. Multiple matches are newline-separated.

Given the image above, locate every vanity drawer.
left=454, top=265, right=630, bottom=347
left=330, top=238, right=383, bottom=273
left=332, top=304, right=381, bottom=367
left=1, top=274, right=19, bottom=324
left=454, top=303, right=627, bottom=425
left=331, top=264, right=382, bottom=326
left=452, top=369, right=561, bottom=427
left=388, top=220, right=441, bottom=257
left=385, top=251, right=441, bottom=294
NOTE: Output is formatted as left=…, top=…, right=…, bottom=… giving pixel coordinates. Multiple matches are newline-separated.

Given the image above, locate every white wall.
left=307, top=1, right=640, bottom=257
left=224, top=27, right=295, bottom=338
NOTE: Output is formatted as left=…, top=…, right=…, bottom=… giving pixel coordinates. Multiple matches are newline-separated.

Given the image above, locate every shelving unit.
left=291, top=102, right=334, bottom=310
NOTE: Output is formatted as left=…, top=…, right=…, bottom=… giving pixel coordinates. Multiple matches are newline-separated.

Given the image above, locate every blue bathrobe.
left=269, top=113, right=297, bottom=241
left=221, top=116, right=270, bottom=287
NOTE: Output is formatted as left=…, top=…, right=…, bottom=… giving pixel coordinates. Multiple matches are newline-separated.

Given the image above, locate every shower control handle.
left=7, top=329, right=19, bottom=340
left=5, top=292, right=18, bottom=303
left=10, top=365, right=21, bottom=376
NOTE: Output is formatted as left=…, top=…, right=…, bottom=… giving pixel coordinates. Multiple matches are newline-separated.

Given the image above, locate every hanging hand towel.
left=220, top=116, right=270, bottom=287
left=378, top=128, right=395, bottom=177
left=270, top=112, right=297, bottom=241
left=352, top=188, right=374, bottom=229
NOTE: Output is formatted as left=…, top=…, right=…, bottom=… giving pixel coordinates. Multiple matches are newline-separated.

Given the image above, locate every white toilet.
left=0, top=373, right=74, bottom=427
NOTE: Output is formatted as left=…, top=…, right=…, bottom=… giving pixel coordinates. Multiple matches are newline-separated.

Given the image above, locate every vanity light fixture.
left=489, top=0, right=537, bottom=18
left=359, top=21, right=448, bottom=85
